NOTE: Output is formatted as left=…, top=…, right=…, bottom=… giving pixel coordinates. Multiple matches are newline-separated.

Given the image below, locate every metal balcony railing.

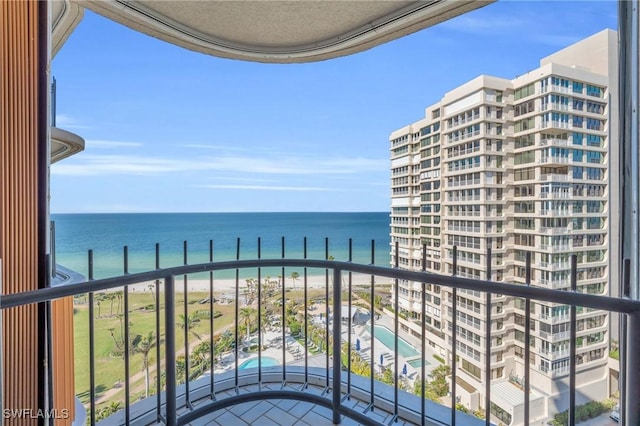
left=2, top=241, right=640, bottom=426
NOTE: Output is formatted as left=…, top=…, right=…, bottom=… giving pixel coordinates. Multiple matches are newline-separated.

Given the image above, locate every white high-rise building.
left=389, top=29, right=618, bottom=425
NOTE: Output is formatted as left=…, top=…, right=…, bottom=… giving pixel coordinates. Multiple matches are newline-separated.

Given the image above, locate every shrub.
left=433, top=354, right=445, bottom=364
left=289, top=320, right=301, bottom=336
left=455, top=403, right=469, bottom=413
left=551, top=399, right=617, bottom=425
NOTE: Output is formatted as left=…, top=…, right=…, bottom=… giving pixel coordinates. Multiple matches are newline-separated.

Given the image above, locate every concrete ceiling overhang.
left=77, top=0, right=494, bottom=63
left=51, top=127, right=85, bottom=164
left=52, top=0, right=84, bottom=57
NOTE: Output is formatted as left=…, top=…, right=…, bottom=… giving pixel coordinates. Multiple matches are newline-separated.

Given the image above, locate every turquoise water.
left=239, top=356, right=279, bottom=369
left=408, top=358, right=429, bottom=369
left=374, top=325, right=420, bottom=358
left=52, top=212, right=391, bottom=279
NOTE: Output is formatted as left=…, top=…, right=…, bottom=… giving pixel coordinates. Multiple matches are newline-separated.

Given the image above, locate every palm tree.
left=176, top=355, right=186, bottom=384
left=148, top=283, right=156, bottom=306
left=239, top=307, right=255, bottom=342
left=115, top=290, right=123, bottom=315
left=216, top=330, right=235, bottom=360
left=95, top=293, right=105, bottom=318
left=98, top=401, right=122, bottom=421
left=108, top=328, right=123, bottom=351
left=191, top=341, right=211, bottom=379
left=245, top=278, right=257, bottom=297
left=132, top=331, right=156, bottom=398
left=178, top=313, right=202, bottom=340
left=107, top=293, right=116, bottom=317
left=290, top=271, right=299, bottom=289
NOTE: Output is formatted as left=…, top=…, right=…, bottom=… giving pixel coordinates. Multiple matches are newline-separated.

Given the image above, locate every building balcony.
left=2, top=242, right=640, bottom=426
left=538, top=261, right=571, bottom=271
left=539, top=227, right=571, bottom=235
left=538, top=138, right=569, bottom=147
left=539, top=347, right=570, bottom=360
left=540, top=209, right=572, bottom=216
left=539, top=172, right=569, bottom=181
left=539, top=159, right=570, bottom=169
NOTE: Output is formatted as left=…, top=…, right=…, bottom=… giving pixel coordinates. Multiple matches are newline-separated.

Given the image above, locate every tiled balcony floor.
left=178, top=382, right=409, bottom=426
left=102, top=367, right=485, bottom=426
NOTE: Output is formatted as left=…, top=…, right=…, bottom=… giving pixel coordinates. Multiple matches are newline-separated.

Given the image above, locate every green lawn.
left=73, top=285, right=357, bottom=413
left=73, top=291, right=236, bottom=409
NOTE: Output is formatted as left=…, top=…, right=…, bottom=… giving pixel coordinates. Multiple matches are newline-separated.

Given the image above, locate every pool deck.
left=214, top=314, right=443, bottom=388
left=350, top=314, right=441, bottom=384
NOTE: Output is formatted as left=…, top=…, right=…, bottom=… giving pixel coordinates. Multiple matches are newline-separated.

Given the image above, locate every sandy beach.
left=126, top=272, right=392, bottom=295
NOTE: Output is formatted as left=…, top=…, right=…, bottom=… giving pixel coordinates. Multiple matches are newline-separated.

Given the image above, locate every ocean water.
left=52, top=212, right=391, bottom=280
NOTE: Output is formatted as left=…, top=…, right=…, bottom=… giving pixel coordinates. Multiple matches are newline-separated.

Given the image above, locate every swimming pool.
left=238, top=356, right=279, bottom=369
left=408, top=358, right=429, bottom=369
left=373, top=325, right=420, bottom=358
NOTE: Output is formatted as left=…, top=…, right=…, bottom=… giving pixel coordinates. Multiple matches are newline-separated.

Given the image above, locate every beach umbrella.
left=402, top=363, right=408, bottom=376
left=355, top=338, right=361, bottom=351
left=380, top=354, right=384, bottom=366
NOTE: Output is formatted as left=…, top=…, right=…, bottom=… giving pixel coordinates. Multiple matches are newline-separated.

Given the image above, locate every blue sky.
left=51, top=1, right=617, bottom=213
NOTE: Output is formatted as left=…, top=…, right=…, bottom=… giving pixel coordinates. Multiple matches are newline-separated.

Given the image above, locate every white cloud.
left=197, top=184, right=336, bottom=191
left=440, top=14, right=525, bottom=34
left=51, top=154, right=179, bottom=175
left=440, top=8, right=584, bottom=47
left=183, top=143, right=247, bottom=152
left=87, top=140, right=143, bottom=149
left=55, top=114, right=91, bottom=129
left=51, top=153, right=387, bottom=176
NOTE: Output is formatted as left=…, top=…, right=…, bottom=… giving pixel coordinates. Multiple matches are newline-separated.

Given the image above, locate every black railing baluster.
left=347, top=238, right=353, bottom=399
left=332, top=267, right=343, bottom=425
left=234, top=238, right=240, bottom=393
left=88, top=249, right=96, bottom=426
left=123, top=246, right=130, bottom=425
left=257, top=237, right=262, bottom=388
left=165, top=275, right=177, bottom=426
left=451, top=245, right=458, bottom=426
left=325, top=237, right=330, bottom=391
left=281, top=236, right=286, bottom=386
left=303, top=237, right=309, bottom=387
left=50, top=220, right=56, bottom=278
left=421, top=244, right=427, bottom=426
left=209, top=240, right=215, bottom=399
left=369, top=239, right=375, bottom=411
left=2, top=251, right=640, bottom=426
left=569, top=254, right=577, bottom=426
left=485, top=247, right=492, bottom=426
left=258, top=237, right=262, bottom=389
left=183, top=240, right=192, bottom=408
left=154, top=243, right=164, bottom=422
left=626, top=310, right=640, bottom=425
left=524, top=252, right=532, bottom=426
left=393, top=240, right=399, bottom=423
left=46, top=300, right=54, bottom=426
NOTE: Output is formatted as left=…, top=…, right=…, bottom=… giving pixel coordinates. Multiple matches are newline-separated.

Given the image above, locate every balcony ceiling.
left=77, top=0, right=493, bottom=63
left=53, top=0, right=84, bottom=57
left=51, top=127, right=85, bottom=164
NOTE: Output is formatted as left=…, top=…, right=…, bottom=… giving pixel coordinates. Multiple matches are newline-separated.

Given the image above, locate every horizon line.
left=50, top=210, right=391, bottom=215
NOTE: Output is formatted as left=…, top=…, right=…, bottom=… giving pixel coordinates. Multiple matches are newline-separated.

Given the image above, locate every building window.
left=586, top=84, right=603, bottom=98
left=491, top=403, right=512, bottom=425
left=515, top=83, right=535, bottom=100
left=572, top=81, right=584, bottom=93
left=573, top=166, right=583, bottom=179
left=573, top=132, right=584, bottom=145
left=462, top=359, right=481, bottom=379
